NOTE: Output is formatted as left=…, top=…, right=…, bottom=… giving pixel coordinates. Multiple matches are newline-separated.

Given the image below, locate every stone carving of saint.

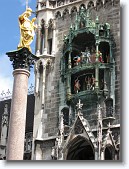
left=17, top=7, right=37, bottom=52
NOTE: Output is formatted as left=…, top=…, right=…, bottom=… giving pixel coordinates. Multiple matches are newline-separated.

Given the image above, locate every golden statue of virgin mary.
left=17, top=7, right=37, bottom=52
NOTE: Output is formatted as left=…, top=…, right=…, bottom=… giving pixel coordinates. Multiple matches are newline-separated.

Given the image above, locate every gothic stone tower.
left=32, top=0, right=120, bottom=160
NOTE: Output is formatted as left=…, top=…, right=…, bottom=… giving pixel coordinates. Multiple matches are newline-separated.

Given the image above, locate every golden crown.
left=26, top=7, right=32, bottom=12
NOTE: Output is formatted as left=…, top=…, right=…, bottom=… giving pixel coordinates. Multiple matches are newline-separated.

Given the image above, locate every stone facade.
left=0, top=0, right=120, bottom=161
left=32, top=0, right=120, bottom=160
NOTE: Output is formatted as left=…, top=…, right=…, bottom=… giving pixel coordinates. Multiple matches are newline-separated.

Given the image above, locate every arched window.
left=105, top=98, right=113, bottom=117
left=48, top=19, right=53, bottom=55
left=61, top=107, right=69, bottom=125
left=96, top=0, right=103, bottom=11
left=71, top=6, right=77, bottom=14
left=67, top=136, right=95, bottom=160
left=87, top=1, right=94, bottom=9
left=104, top=0, right=112, bottom=8
left=105, top=145, right=114, bottom=160
left=55, top=11, right=61, bottom=19
left=62, top=9, right=69, bottom=19
left=79, top=4, right=86, bottom=12
left=40, top=19, right=45, bottom=54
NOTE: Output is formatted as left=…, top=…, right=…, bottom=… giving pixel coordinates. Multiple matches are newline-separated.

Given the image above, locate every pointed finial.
left=107, top=122, right=111, bottom=129
left=96, top=16, right=99, bottom=24
left=98, top=104, right=101, bottom=110
left=70, top=24, right=73, bottom=30
left=76, top=99, right=83, bottom=112
left=107, top=122, right=112, bottom=134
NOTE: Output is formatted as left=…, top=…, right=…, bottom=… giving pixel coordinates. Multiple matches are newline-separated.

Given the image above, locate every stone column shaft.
left=52, top=26, right=56, bottom=55
left=95, top=42, right=99, bottom=91
left=6, top=69, right=30, bottom=160
left=96, top=43, right=99, bottom=62
left=95, top=147, right=98, bottom=160
left=95, top=66, right=99, bottom=90
left=44, top=25, right=48, bottom=54
left=68, top=51, right=72, bottom=69
left=101, top=150, right=105, bottom=160
left=41, top=65, right=46, bottom=107
left=67, top=75, right=71, bottom=100
left=36, top=24, right=42, bottom=55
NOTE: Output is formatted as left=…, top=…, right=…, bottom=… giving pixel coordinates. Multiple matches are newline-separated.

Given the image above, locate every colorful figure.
left=74, top=78, right=81, bottom=93
left=98, top=51, right=104, bottom=63
left=73, top=55, right=81, bottom=66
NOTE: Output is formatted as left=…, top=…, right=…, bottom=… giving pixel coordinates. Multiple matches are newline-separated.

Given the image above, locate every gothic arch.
left=57, top=0, right=65, bottom=7
left=55, top=11, right=61, bottom=19
left=36, top=60, right=44, bottom=72
left=104, top=0, right=112, bottom=8
left=70, top=6, right=77, bottom=21
left=62, top=8, right=70, bottom=19
left=48, top=19, right=54, bottom=29
left=113, top=0, right=119, bottom=6
left=66, top=135, right=95, bottom=160
left=70, top=0, right=77, bottom=2
left=87, top=1, right=95, bottom=9
left=104, top=144, right=115, bottom=160
left=79, top=4, right=86, bottom=11
left=70, top=6, right=77, bottom=15
left=104, top=98, right=113, bottom=117
left=96, top=0, right=103, bottom=11
left=41, top=19, right=45, bottom=31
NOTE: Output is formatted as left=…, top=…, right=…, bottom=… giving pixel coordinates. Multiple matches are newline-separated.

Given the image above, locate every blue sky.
left=0, top=0, right=36, bottom=94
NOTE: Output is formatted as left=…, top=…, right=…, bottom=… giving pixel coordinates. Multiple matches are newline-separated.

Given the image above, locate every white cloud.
left=0, top=75, right=13, bottom=94
left=0, top=53, right=13, bottom=94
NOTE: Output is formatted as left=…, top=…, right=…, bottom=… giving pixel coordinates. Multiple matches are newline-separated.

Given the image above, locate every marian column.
left=6, top=7, right=38, bottom=160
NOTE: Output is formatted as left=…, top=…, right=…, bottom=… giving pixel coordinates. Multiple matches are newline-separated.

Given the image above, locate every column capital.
left=6, top=47, right=39, bottom=71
